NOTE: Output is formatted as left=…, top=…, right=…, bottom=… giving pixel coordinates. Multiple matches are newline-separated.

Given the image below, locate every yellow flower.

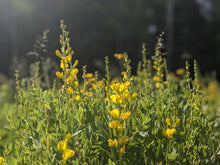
left=119, top=84, right=125, bottom=93
left=174, top=118, right=180, bottom=127
left=122, top=90, right=130, bottom=100
left=167, top=128, right=176, bottom=137
left=65, top=133, right=72, bottom=143
left=153, top=76, right=159, bottom=81
left=41, top=137, right=47, bottom=145
left=109, top=121, right=123, bottom=131
left=63, top=149, right=75, bottom=161
left=155, top=82, right=160, bottom=88
left=0, top=157, right=4, bottom=165
left=162, top=128, right=177, bottom=138
left=114, top=53, right=126, bottom=59
left=92, top=83, right=97, bottom=89
left=73, top=59, right=79, bottom=67
left=111, top=83, right=120, bottom=94
left=119, top=136, right=129, bottom=145
left=124, top=81, right=130, bottom=89
left=97, top=80, right=104, bottom=87
left=74, top=81, right=79, bottom=88
left=108, top=139, right=118, bottom=148
left=120, top=111, right=131, bottom=121
left=56, top=71, right=64, bottom=79
left=66, top=76, right=72, bottom=84
left=66, top=69, right=71, bottom=74
left=55, top=50, right=62, bottom=57
left=75, top=95, right=81, bottom=101
left=111, top=95, right=123, bottom=104
left=163, top=81, right=168, bottom=85
left=0, top=137, right=1, bottom=140
left=71, top=68, right=79, bottom=75
left=166, top=118, right=172, bottom=126
left=57, top=141, right=67, bottom=152
left=175, top=68, right=185, bottom=75
left=110, top=109, right=120, bottom=118
left=131, top=92, right=137, bottom=99
left=120, top=145, right=126, bottom=154
left=66, top=55, right=72, bottom=63
left=60, top=60, right=67, bottom=69
left=121, top=71, right=126, bottom=76
left=117, top=123, right=123, bottom=131
left=83, top=96, right=87, bottom=101
left=85, top=73, right=93, bottom=78
left=109, top=120, right=120, bottom=129
left=88, top=78, right=95, bottom=82
left=67, top=87, right=73, bottom=94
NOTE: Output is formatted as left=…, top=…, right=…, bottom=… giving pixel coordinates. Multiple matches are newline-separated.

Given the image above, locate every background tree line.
left=0, top=0, right=219, bottom=81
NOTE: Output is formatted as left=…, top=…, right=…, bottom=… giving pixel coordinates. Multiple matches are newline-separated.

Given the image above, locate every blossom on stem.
left=108, top=139, right=118, bottom=148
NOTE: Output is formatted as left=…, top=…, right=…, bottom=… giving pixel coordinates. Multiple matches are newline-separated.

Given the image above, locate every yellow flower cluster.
left=175, top=68, right=185, bottom=75
left=0, top=157, right=4, bottom=165
left=108, top=136, right=129, bottom=148
left=114, top=53, right=126, bottom=60
left=108, top=136, right=129, bottom=154
left=55, top=21, right=79, bottom=97
left=56, top=48, right=79, bottom=93
left=162, top=118, right=180, bottom=139
left=110, top=81, right=137, bottom=104
left=162, top=128, right=177, bottom=139
left=81, top=73, right=105, bottom=101
left=108, top=139, right=118, bottom=148
left=152, top=55, right=167, bottom=88
left=56, top=50, right=79, bottom=94
left=108, top=76, right=136, bottom=155
left=109, top=120, right=123, bottom=131
left=57, top=133, right=75, bottom=161
left=108, top=110, right=131, bottom=132
left=82, top=73, right=95, bottom=86
left=110, top=109, right=131, bottom=121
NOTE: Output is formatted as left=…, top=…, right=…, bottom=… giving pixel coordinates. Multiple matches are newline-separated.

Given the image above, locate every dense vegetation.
left=0, top=21, right=219, bottom=165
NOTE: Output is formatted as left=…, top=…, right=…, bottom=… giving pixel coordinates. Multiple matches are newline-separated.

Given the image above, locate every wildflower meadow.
left=0, top=20, right=219, bottom=165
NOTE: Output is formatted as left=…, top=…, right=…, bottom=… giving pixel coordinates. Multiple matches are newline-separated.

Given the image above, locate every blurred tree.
left=0, top=0, right=219, bottom=79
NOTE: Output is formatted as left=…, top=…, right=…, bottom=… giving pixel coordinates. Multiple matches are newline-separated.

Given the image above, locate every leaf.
left=146, top=140, right=154, bottom=149
left=167, top=148, right=178, bottom=161
left=7, top=157, right=17, bottom=165
left=72, top=130, right=83, bottom=137
left=107, top=158, right=116, bottom=165
left=138, top=131, right=148, bottom=137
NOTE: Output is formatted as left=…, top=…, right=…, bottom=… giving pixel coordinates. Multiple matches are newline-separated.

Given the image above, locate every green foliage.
left=0, top=21, right=219, bottom=165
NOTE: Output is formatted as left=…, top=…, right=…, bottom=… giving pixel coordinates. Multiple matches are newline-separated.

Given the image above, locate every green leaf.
left=107, top=158, right=116, bottom=165
left=72, top=130, right=83, bottom=137
left=147, top=140, right=154, bottom=149
left=7, top=157, right=17, bottom=165
left=167, top=148, right=178, bottom=161
left=138, top=131, right=148, bottom=137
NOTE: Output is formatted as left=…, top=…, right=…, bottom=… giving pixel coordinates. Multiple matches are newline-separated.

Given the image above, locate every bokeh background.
left=0, top=0, right=220, bottom=80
